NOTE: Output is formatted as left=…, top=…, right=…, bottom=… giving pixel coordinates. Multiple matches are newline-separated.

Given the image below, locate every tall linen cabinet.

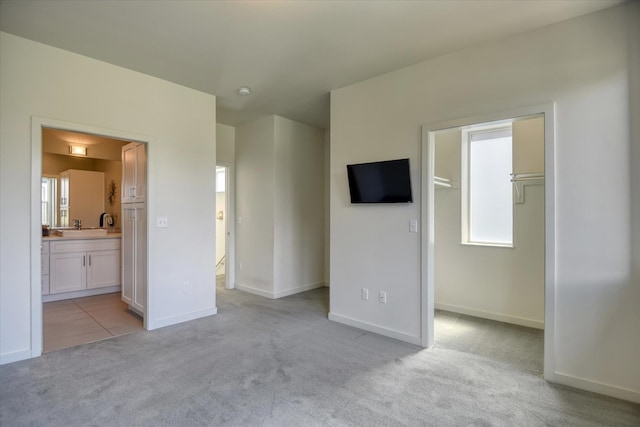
left=121, top=142, right=146, bottom=315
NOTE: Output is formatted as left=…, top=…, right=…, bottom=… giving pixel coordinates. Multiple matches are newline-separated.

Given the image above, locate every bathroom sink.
left=56, top=228, right=108, bottom=237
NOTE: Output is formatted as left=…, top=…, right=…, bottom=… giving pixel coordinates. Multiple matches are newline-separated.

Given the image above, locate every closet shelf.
left=511, top=172, right=544, bottom=204
left=434, top=176, right=455, bottom=189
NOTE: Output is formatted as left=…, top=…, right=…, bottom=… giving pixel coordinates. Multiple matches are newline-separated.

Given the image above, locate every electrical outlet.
left=379, top=291, right=387, bottom=304
left=409, top=219, right=418, bottom=233
left=362, top=288, right=369, bottom=301
left=183, top=281, right=190, bottom=293
left=238, top=261, right=243, bottom=270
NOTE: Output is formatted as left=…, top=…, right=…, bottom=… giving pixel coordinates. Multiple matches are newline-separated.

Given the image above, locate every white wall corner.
left=328, top=312, right=421, bottom=346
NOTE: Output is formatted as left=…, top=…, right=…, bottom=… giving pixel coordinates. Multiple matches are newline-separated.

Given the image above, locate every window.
left=461, top=124, right=513, bottom=247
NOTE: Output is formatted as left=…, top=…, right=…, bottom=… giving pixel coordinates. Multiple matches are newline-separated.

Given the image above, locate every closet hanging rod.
left=510, top=173, right=544, bottom=182
left=434, top=176, right=452, bottom=188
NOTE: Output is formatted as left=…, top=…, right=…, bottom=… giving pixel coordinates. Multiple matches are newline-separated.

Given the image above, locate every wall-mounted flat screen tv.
left=347, top=158, right=413, bottom=203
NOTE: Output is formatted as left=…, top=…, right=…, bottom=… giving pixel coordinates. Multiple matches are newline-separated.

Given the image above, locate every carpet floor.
left=1, top=283, right=638, bottom=426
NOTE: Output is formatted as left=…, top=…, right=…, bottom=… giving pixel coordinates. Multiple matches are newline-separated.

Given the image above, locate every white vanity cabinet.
left=49, top=239, right=120, bottom=294
left=122, top=142, right=146, bottom=203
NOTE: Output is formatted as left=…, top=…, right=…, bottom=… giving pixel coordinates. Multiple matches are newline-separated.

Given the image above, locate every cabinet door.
left=122, top=144, right=137, bottom=203
left=121, top=207, right=135, bottom=305
left=87, top=250, right=120, bottom=289
left=50, top=252, right=86, bottom=294
left=59, top=172, right=69, bottom=207
left=134, top=144, right=146, bottom=202
left=59, top=208, right=69, bottom=228
left=132, top=205, right=146, bottom=313
left=122, top=143, right=145, bottom=203
left=59, top=172, right=69, bottom=227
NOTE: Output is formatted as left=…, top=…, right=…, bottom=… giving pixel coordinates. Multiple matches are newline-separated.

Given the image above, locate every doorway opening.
left=215, top=163, right=235, bottom=290
left=31, top=117, right=150, bottom=356
left=421, top=103, right=556, bottom=380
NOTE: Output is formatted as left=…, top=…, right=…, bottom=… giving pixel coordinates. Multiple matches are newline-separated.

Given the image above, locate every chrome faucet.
left=73, top=219, right=81, bottom=230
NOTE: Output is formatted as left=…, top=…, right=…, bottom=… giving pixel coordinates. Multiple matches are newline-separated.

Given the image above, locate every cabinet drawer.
left=49, top=252, right=86, bottom=294
left=50, top=238, right=120, bottom=253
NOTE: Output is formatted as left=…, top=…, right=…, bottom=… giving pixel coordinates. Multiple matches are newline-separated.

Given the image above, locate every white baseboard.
left=234, top=283, right=274, bottom=298
left=328, top=312, right=421, bottom=346
left=235, top=282, right=325, bottom=299
left=0, top=348, right=32, bottom=365
left=435, top=302, right=544, bottom=330
left=151, top=307, right=218, bottom=330
left=274, top=282, right=325, bottom=298
left=552, top=371, right=640, bottom=404
left=43, top=285, right=121, bottom=303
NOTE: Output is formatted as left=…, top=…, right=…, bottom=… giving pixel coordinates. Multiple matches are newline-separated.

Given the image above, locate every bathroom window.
left=41, top=176, right=57, bottom=226
left=461, top=124, right=513, bottom=247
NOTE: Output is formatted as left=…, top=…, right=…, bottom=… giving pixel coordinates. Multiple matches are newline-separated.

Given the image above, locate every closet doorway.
left=421, top=103, right=556, bottom=380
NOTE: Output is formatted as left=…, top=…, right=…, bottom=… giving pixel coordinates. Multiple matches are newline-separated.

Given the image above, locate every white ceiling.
left=0, top=0, right=621, bottom=129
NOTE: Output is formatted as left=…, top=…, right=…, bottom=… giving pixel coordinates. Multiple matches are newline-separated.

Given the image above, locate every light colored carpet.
left=1, top=283, right=638, bottom=426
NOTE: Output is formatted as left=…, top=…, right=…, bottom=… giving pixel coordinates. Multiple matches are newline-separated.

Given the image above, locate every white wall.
left=235, top=116, right=276, bottom=294
left=434, top=118, right=545, bottom=328
left=216, top=123, right=235, bottom=165
left=273, top=116, right=325, bottom=296
left=330, top=3, right=639, bottom=401
left=0, top=32, right=217, bottom=363
left=235, top=115, right=325, bottom=298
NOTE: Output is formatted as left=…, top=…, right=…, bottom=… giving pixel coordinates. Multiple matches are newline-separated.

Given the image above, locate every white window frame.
left=461, top=123, right=514, bottom=248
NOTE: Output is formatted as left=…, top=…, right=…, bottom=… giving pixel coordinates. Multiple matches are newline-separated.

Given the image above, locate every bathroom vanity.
left=42, top=233, right=121, bottom=302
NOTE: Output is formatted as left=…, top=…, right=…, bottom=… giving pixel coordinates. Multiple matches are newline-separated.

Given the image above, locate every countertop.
left=43, top=232, right=121, bottom=241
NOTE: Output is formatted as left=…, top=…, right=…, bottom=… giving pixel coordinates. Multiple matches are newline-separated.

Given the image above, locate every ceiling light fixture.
left=238, top=86, right=251, bottom=96
left=69, top=145, right=87, bottom=156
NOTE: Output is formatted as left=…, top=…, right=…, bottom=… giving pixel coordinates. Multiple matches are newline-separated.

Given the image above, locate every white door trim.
left=216, top=161, right=235, bottom=289
left=420, top=102, right=556, bottom=381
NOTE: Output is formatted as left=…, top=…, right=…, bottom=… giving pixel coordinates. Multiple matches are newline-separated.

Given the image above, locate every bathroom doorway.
left=31, top=117, right=150, bottom=356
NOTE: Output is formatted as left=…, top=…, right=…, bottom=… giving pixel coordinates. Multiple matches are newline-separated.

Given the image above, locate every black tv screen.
left=347, top=158, right=413, bottom=203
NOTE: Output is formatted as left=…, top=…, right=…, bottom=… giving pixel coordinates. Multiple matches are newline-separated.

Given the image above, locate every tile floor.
left=43, top=292, right=143, bottom=353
